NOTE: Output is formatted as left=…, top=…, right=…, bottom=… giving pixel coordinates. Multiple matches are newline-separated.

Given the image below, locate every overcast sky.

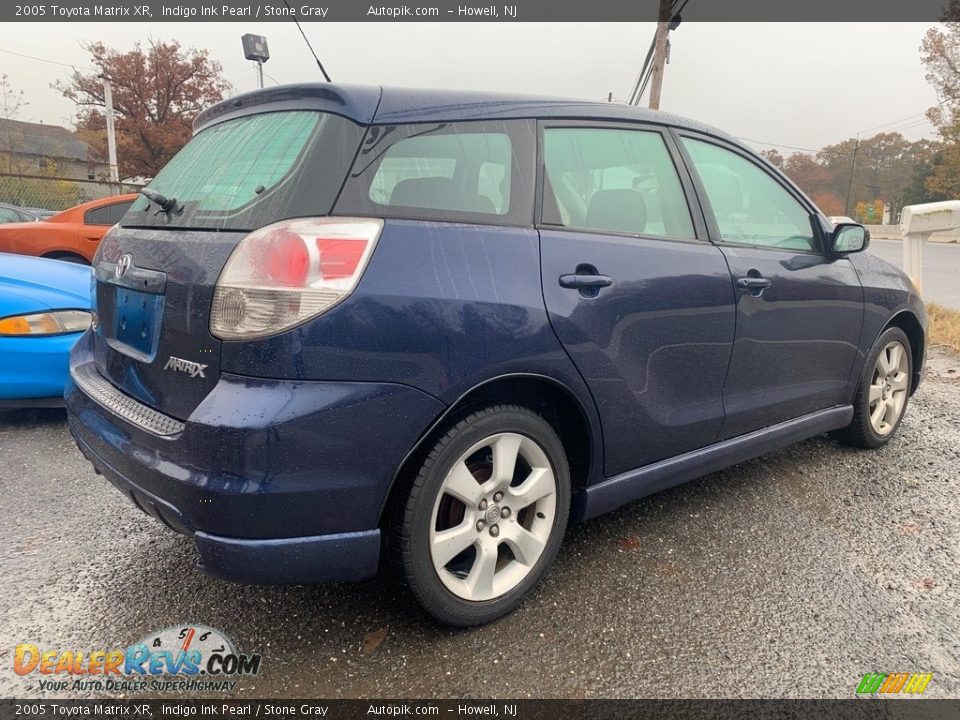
left=1, top=22, right=942, bottom=154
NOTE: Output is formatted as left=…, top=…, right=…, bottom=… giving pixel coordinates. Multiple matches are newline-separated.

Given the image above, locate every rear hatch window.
left=121, top=110, right=364, bottom=231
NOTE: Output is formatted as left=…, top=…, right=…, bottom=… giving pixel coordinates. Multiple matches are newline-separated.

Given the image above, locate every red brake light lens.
left=317, top=238, right=367, bottom=279
left=259, top=228, right=311, bottom=286
left=211, top=217, right=383, bottom=340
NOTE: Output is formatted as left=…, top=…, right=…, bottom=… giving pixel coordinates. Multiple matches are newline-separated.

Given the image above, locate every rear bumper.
left=70, top=428, right=380, bottom=583
left=65, top=332, right=445, bottom=583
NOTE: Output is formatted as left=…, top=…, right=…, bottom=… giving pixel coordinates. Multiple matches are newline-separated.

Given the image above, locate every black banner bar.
left=1, top=0, right=957, bottom=22
left=3, top=700, right=960, bottom=720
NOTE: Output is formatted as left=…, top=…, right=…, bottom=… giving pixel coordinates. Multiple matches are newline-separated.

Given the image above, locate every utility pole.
left=647, top=0, right=672, bottom=110
left=101, top=75, right=119, bottom=184
left=844, top=134, right=860, bottom=217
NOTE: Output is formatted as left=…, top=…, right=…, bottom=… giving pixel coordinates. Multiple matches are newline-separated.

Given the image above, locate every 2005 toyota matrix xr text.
left=66, top=83, right=926, bottom=626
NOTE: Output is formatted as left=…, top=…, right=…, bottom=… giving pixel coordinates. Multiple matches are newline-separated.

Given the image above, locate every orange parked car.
left=0, top=194, right=138, bottom=265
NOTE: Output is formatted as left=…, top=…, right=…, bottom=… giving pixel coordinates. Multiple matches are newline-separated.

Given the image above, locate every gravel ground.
left=1, top=348, right=958, bottom=699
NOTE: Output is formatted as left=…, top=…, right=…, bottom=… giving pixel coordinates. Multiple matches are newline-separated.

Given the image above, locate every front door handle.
left=736, top=275, right=772, bottom=296
left=559, top=273, right=613, bottom=290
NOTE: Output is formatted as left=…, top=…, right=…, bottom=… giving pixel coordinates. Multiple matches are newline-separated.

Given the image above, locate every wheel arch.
left=378, top=373, right=602, bottom=528
left=42, top=250, right=91, bottom=265
left=884, top=309, right=925, bottom=393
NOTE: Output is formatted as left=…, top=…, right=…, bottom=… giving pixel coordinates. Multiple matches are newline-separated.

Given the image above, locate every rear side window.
left=541, top=128, right=695, bottom=240
left=86, top=200, right=134, bottom=226
left=84, top=204, right=112, bottom=225
left=335, top=120, right=535, bottom=226
left=108, top=200, right=134, bottom=224
left=122, top=110, right=364, bottom=231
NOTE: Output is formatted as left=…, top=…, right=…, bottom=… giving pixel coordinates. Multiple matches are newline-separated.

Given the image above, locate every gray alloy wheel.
left=868, top=340, right=910, bottom=436
left=429, top=432, right=558, bottom=601
left=395, top=404, right=570, bottom=626
left=832, top=325, right=913, bottom=449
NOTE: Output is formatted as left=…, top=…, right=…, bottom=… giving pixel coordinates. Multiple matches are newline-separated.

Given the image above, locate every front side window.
left=335, top=120, right=535, bottom=226
left=682, top=138, right=817, bottom=252
left=541, top=127, right=695, bottom=240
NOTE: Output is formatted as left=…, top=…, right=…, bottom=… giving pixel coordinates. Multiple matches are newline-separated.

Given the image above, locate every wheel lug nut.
left=476, top=520, right=485, bottom=532
left=489, top=524, right=499, bottom=537
left=479, top=499, right=487, bottom=511
left=493, top=491, right=503, bottom=502
left=501, top=507, right=511, bottom=518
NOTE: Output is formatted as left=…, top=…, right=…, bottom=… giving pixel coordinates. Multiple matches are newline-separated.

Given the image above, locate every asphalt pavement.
left=868, top=239, right=960, bottom=310
left=1, top=349, right=958, bottom=699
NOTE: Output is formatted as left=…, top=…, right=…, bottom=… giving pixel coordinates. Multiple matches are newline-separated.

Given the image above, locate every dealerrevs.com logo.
left=856, top=672, right=934, bottom=695
left=14, top=625, right=262, bottom=693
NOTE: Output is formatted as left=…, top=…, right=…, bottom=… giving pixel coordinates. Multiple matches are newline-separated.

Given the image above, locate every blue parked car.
left=65, top=84, right=926, bottom=625
left=1, top=253, right=91, bottom=407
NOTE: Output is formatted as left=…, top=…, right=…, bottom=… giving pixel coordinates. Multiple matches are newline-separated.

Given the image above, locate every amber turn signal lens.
left=0, top=310, right=91, bottom=336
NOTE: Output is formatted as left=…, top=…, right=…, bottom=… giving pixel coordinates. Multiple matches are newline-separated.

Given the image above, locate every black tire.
left=394, top=405, right=570, bottom=627
left=833, top=326, right=913, bottom=449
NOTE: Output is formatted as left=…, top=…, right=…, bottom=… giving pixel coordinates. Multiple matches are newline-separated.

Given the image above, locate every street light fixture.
left=241, top=33, right=270, bottom=89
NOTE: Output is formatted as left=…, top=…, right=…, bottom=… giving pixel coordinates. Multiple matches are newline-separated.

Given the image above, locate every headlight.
left=0, top=310, right=91, bottom=336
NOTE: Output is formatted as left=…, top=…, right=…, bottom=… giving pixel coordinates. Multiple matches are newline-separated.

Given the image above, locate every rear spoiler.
left=193, top=83, right=382, bottom=133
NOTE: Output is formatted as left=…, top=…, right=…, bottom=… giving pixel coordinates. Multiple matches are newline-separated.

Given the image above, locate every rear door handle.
left=559, top=273, right=613, bottom=289
left=736, top=276, right=772, bottom=295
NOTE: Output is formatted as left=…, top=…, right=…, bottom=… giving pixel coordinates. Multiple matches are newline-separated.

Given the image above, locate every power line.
left=281, top=0, right=332, bottom=82
left=853, top=98, right=948, bottom=135
left=627, top=37, right=656, bottom=106
left=736, top=137, right=820, bottom=153
left=856, top=111, right=929, bottom=134
left=0, top=47, right=90, bottom=70
left=628, top=0, right=688, bottom=107
left=739, top=112, right=940, bottom=157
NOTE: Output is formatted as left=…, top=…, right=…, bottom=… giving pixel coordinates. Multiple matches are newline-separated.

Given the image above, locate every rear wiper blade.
left=140, top=187, right=179, bottom=214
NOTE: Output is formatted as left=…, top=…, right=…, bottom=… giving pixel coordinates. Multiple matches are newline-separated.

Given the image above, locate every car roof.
left=194, top=83, right=738, bottom=144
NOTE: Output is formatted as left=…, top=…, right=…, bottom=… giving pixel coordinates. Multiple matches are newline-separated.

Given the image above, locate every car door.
left=537, top=123, right=736, bottom=477
left=677, top=134, right=863, bottom=439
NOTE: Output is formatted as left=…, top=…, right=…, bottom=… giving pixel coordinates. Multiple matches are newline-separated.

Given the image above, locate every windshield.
left=122, top=110, right=365, bottom=231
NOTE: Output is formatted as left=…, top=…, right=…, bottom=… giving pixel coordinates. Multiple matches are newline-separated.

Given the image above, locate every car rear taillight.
left=210, top=217, right=383, bottom=340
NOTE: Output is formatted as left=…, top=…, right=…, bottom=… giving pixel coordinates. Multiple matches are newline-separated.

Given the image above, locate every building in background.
left=0, top=118, right=109, bottom=181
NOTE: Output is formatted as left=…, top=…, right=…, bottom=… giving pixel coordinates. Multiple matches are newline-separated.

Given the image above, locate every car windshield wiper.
left=140, top=187, right=180, bottom=215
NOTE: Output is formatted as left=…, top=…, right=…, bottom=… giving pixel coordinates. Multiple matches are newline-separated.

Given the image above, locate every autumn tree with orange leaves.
left=920, top=21, right=960, bottom=198
left=57, top=40, right=231, bottom=179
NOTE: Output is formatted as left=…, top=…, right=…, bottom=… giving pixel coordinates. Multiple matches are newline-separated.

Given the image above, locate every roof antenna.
left=282, top=0, right=332, bottom=82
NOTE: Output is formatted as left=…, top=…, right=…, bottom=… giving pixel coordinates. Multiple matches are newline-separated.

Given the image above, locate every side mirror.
left=830, top=223, right=870, bottom=254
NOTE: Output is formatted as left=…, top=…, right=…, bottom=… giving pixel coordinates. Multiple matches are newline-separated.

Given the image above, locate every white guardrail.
left=898, top=200, right=960, bottom=296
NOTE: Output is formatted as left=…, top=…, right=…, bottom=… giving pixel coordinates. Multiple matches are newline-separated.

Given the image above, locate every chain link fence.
left=0, top=172, right=145, bottom=213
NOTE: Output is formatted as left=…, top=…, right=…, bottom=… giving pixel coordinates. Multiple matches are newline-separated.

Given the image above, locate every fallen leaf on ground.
left=362, top=626, right=388, bottom=655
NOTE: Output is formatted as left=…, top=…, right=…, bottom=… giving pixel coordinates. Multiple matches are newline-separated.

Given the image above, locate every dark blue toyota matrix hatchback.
left=66, top=84, right=926, bottom=625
